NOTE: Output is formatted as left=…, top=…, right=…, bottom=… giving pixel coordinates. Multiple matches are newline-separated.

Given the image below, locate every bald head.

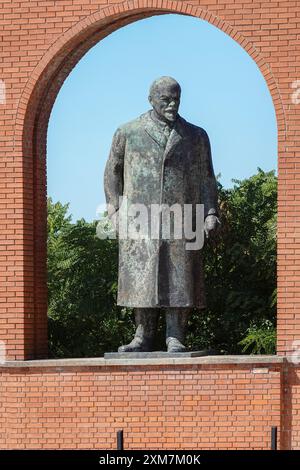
left=148, top=76, right=181, bottom=124
left=149, top=76, right=181, bottom=97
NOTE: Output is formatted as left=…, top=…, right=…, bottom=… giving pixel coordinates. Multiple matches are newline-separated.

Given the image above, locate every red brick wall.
left=0, top=360, right=283, bottom=450
left=0, top=0, right=298, bottom=360
left=281, top=361, right=300, bottom=449
left=0, top=0, right=300, bottom=452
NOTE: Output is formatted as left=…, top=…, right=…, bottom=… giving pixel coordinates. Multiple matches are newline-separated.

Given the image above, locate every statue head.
left=148, top=76, right=181, bottom=124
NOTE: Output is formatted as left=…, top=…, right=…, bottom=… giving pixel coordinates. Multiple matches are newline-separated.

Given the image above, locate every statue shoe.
left=118, top=338, right=151, bottom=353
left=118, top=308, right=158, bottom=353
left=166, top=336, right=187, bottom=353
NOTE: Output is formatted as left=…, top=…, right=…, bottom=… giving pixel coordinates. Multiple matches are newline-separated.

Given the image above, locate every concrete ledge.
left=0, top=355, right=286, bottom=369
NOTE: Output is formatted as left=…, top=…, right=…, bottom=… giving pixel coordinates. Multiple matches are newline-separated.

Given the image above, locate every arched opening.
left=18, top=3, right=284, bottom=359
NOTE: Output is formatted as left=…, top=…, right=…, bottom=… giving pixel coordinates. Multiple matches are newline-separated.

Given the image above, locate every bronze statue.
left=104, top=76, right=219, bottom=353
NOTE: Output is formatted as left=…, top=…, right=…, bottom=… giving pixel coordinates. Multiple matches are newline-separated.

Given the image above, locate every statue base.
left=104, top=350, right=217, bottom=359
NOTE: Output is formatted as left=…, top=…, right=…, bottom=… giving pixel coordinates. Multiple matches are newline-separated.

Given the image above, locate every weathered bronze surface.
left=104, top=77, right=219, bottom=352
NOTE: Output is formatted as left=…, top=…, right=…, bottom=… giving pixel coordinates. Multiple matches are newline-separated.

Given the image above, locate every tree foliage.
left=238, top=320, right=276, bottom=355
left=47, top=198, right=134, bottom=357
left=48, top=168, right=277, bottom=357
left=187, top=168, right=277, bottom=354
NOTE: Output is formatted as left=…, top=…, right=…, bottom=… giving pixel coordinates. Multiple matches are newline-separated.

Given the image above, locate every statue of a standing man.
left=104, top=76, right=219, bottom=353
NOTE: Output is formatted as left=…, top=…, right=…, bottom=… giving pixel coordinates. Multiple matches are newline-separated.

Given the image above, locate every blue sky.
left=47, top=14, right=277, bottom=222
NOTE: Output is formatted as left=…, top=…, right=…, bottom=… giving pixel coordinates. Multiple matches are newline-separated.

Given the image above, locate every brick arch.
left=16, top=2, right=285, bottom=147
left=16, top=1, right=284, bottom=359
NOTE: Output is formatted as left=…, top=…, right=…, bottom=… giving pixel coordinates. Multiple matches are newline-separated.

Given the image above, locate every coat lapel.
left=142, top=110, right=186, bottom=156
left=163, top=117, right=185, bottom=159
left=142, top=111, right=168, bottom=148
left=164, top=117, right=183, bottom=158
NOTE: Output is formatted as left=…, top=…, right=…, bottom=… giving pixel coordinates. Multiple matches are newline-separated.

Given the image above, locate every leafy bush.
left=238, top=320, right=276, bottom=354
left=48, top=168, right=277, bottom=357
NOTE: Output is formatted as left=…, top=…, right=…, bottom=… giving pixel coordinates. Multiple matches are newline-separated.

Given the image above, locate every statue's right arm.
left=104, top=127, right=126, bottom=218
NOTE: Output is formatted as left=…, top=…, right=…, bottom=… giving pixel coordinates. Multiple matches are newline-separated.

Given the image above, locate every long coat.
left=104, top=110, right=218, bottom=308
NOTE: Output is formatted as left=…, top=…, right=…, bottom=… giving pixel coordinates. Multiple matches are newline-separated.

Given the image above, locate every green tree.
left=238, top=320, right=276, bottom=354
left=47, top=199, right=134, bottom=357
left=187, top=168, right=277, bottom=354
left=48, top=168, right=277, bottom=357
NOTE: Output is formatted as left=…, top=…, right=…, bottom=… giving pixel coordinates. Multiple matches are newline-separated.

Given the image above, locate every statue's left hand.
left=204, top=214, right=221, bottom=239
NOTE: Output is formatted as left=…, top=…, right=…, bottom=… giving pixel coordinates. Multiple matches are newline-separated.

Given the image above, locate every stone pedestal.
left=104, top=350, right=217, bottom=359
